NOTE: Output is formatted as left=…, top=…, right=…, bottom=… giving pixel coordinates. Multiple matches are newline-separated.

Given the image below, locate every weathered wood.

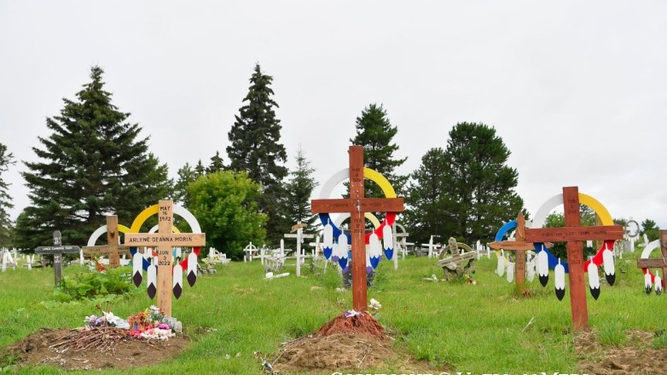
left=524, top=187, right=623, bottom=332
left=123, top=200, right=206, bottom=317
left=436, top=251, right=477, bottom=267
left=82, top=216, right=131, bottom=268
left=35, top=231, right=81, bottom=286
left=488, top=213, right=535, bottom=293
left=311, top=146, right=405, bottom=312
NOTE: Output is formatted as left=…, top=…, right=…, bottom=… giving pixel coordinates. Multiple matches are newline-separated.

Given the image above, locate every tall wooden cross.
left=82, top=216, right=131, bottom=268
left=637, top=229, right=667, bottom=288
left=311, top=146, right=404, bottom=312
left=524, top=186, right=623, bottom=332
left=124, top=200, right=206, bottom=317
left=488, top=213, right=537, bottom=295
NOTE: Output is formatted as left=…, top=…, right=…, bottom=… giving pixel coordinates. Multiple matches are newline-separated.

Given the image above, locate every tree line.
left=0, top=64, right=658, bottom=260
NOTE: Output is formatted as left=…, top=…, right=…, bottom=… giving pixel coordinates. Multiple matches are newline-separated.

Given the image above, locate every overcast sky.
left=1, top=1, right=666, bottom=230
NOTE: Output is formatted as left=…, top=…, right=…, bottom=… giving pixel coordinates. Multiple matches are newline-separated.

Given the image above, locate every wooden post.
left=124, top=200, right=206, bottom=317
left=35, top=230, right=81, bottom=286
left=524, top=187, right=624, bottom=332
left=82, top=216, right=131, bottom=268
left=637, top=229, right=667, bottom=286
left=488, top=213, right=535, bottom=295
left=311, top=146, right=404, bottom=312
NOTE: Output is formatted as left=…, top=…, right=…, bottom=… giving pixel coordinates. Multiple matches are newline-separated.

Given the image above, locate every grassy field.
left=0, top=251, right=664, bottom=374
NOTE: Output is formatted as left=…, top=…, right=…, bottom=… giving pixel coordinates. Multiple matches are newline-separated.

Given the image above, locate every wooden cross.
left=311, top=146, right=404, bottom=312
left=35, top=230, right=81, bottom=286
left=82, top=216, right=131, bottom=268
left=488, top=213, right=535, bottom=295
left=524, top=186, right=624, bottom=332
left=637, top=229, right=667, bottom=287
left=284, top=222, right=314, bottom=277
left=124, top=200, right=206, bottom=317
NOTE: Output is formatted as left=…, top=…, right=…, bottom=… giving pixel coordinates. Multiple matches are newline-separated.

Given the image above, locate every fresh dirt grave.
left=1, top=327, right=191, bottom=371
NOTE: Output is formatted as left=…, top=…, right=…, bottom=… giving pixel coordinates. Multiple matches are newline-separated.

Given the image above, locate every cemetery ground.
left=1, top=254, right=666, bottom=374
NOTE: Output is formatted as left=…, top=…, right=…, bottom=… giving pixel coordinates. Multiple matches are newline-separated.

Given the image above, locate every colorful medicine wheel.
left=318, top=167, right=397, bottom=268
left=530, top=191, right=617, bottom=300
left=129, top=204, right=203, bottom=273
left=637, top=238, right=666, bottom=295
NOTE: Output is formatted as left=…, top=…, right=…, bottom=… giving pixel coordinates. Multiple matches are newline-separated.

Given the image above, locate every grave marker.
left=637, top=230, right=667, bottom=293
left=311, top=145, right=404, bottom=312
left=35, top=230, right=81, bottom=285
left=82, top=215, right=131, bottom=268
left=124, top=200, right=206, bottom=317
left=524, top=186, right=623, bottom=331
left=489, top=213, right=549, bottom=294
left=284, top=222, right=314, bottom=277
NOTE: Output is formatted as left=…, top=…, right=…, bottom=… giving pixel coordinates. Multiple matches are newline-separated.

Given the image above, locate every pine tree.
left=174, top=163, right=198, bottom=205
left=350, top=104, right=408, bottom=198
left=226, top=63, right=289, bottom=245
left=207, top=151, right=225, bottom=174
left=441, top=122, right=523, bottom=243
left=17, top=66, right=172, bottom=249
left=0, top=143, right=15, bottom=247
left=284, top=147, right=319, bottom=233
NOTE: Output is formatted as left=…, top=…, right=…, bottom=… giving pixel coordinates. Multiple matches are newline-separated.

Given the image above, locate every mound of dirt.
left=270, top=312, right=446, bottom=374
left=1, top=327, right=190, bottom=371
left=576, top=329, right=667, bottom=375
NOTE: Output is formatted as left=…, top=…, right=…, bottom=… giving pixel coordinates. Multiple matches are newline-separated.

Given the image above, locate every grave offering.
left=311, top=145, right=404, bottom=312
left=525, top=186, right=623, bottom=331
left=636, top=230, right=667, bottom=295
left=35, top=230, right=81, bottom=285
left=435, top=237, right=476, bottom=282
left=82, top=215, right=131, bottom=269
left=125, top=200, right=206, bottom=317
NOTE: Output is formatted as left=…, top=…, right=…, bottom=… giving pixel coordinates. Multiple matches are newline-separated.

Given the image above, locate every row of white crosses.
left=1, top=248, right=18, bottom=271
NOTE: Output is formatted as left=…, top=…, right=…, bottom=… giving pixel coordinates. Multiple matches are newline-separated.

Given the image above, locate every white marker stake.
left=538, top=247, right=549, bottom=287
left=187, top=251, right=198, bottom=287
left=506, top=261, right=515, bottom=283
left=147, top=263, right=157, bottom=299
left=497, top=250, right=505, bottom=277
left=602, top=247, right=615, bottom=285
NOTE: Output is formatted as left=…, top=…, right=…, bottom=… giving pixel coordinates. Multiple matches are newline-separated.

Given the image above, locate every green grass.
left=0, top=252, right=663, bottom=374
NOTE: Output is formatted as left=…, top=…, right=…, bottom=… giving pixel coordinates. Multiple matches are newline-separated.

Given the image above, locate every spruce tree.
left=441, top=122, right=523, bottom=243
left=226, top=63, right=289, bottom=245
left=350, top=103, right=408, bottom=198
left=0, top=143, right=15, bottom=247
left=207, top=151, right=225, bottom=173
left=284, top=147, right=319, bottom=233
left=17, top=66, right=172, bottom=249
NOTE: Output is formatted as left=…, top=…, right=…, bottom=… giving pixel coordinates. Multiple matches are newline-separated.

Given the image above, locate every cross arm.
left=311, top=197, right=405, bottom=214
left=525, top=225, right=624, bottom=242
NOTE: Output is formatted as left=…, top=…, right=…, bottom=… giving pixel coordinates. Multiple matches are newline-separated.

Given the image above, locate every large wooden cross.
left=82, top=216, right=131, bottom=268
left=124, top=200, right=206, bottom=317
left=488, top=213, right=536, bottom=295
left=524, top=186, right=623, bottom=332
left=311, top=146, right=404, bottom=312
left=637, top=229, right=667, bottom=288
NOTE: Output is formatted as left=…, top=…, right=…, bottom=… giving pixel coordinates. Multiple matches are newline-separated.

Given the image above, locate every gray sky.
left=1, top=1, right=666, bottom=230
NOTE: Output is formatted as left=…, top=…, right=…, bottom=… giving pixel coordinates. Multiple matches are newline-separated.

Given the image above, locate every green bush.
left=54, top=266, right=133, bottom=302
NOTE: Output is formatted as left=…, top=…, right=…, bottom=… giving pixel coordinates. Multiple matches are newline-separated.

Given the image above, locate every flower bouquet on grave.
left=126, top=305, right=182, bottom=340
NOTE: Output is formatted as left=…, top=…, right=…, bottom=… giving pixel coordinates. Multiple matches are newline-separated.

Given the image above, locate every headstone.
left=125, top=200, right=206, bottom=317
left=311, top=146, right=404, bottom=312
left=524, top=186, right=623, bottom=332
left=35, top=230, right=81, bottom=285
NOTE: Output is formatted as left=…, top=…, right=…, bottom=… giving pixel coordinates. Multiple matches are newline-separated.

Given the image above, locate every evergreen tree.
left=207, top=151, right=225, bottom=174
left=284, top=147, right=319, bottom=233
left=440, top=122, right=523, bottom=243
left=226, top=63, right=289, bottom=245
left=174, top=163, right=198, bottom=205
left=17, top=66, right=172, bottom=249
left=641, top=219, right=660, bottom=241
left=404, top=148, right=456, bottom=244
left=350, top=103, right=407, bottom=198
left=0, top=143, right=15, bottom=247
left=194, top=160, right=206, bottom=177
